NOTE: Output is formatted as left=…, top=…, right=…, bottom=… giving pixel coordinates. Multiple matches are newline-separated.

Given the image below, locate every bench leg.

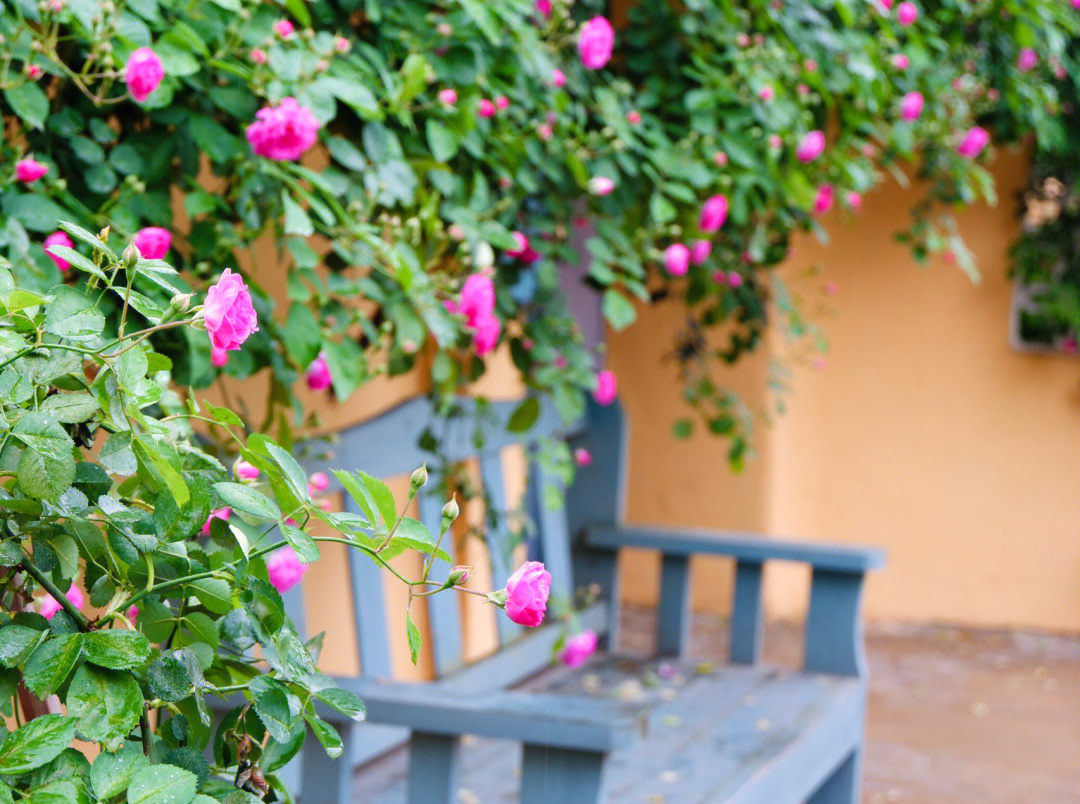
left=407, top=732, right=461, bottom=804
left=808, top=747, right=861, bottom=804
left=300, top=721, right=356, bottom=804
left=520, top=745, right=607, bottom=804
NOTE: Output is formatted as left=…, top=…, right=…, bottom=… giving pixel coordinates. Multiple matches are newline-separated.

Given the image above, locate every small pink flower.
left=699, top=194, right=728, bottom=232
left=895, top=1, right=917, bottom=25
left=626, top=110, right=641, bottom=125
left=796, top=130, right=826, bottom=163
left=553, top=355, right=568, bottom=369
left=574, top=448, right=592, bottom=467
left=472, top=313, right=501, bottom=356
left=335, top=36, right=350, bottom=54
left=496, top=95, right=510, bottom=110
left=768, top=134, right=783, bottom=150
left=538, top=123, right=553, bottom=141
left=40, top=584, right=83, bottom=620
left=250, top=48, right=268, bottom=65
left=664, top=244, right=690, bottom=277
left=201, top=508, right=231, bottom=536
left=247, top=98, right=320, bottom=161
left=736, top=33, right=751, bottom=48
left=825, top=281, right=838, bottom=296
left=892, top=53, right=910, bottom=70
left=880, top=0, right=894, bottom=8
left=306, top=352, right=332, bottom=391
left=804, top=58, right=818, bottom=72
left=125, top=48, right=164, bottom=103
left=44, top=232, right=73, bottom=272
left=15, top=158, right=48, bottom=183
left=439, top=88, right=458, bottom=105
left=1017, top=48, right=1037, bottom=72
left=267, top=545, right=308, bottom=593
left=317, top=498, right=333, bottom=512
left=536, top=0, right=552, bottom=16
left=204, top=268, right=258, bottom=352
left=900, top=90, right=924, bottom=121
left=458, top=274, right=495, bottom=325
left=507, top=232, right=539, bottom=264
left=127, top=604, right=139, bottom=622
left=690, top=240, right=712, bottom=265
left=813, top=184, right=835, bottom=215
left=578, top=16, right=615, bottom=70
left=1062, top=336, right=1078, bottom=353
left=504, top=561, right=551, bottom=627
left=560, top=629, right=598, bottom=667
left=448, top=224, right=465, bottom=241
left=236, top=460, right=260, bottom=480
left=728, top=272, right=744, bottom=288
left=133, top=227, right=171, bottom=260
left=588, top=176, right=615, bottom=196
left=211, top=347, right=228, bottom=367
left=758, top=86, right=774, bottom=102
left=593, top=370, right=617, bottom=405
left=956, top=126, right=989, bottom=158
left=846, top=191, right=862, bottom=209
left=713, top=151, right=728, bottom=167
left=478, top=99, right=497, bottom=118
left=797, top=83, right=811, bottom=96
left=551, top=68, right=566, bottom=88
left=274, top=19, right=295, bottom=38
left=25, top=64, right=43, bottom=80
left=308, top=472, right=330, bottom=494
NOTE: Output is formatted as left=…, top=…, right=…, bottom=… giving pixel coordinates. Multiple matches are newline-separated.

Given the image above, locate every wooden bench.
left=284, top=396, right=884, bottom=803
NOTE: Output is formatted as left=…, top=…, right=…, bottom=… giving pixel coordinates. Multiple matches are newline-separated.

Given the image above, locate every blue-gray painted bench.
left=285, top=396, right=884, bottom=803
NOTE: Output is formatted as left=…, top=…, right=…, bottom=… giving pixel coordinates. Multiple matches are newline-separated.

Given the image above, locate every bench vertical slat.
left=520, top=745, right=607, bottom=804
left=343, top=494, right=393, bottom=680
left=418, top=490, right=463, bottom=675
left=656, top=554, right=691, bottom=656
left=808, top=747, right=862, bottom=804
left=479, top=451, right=523, bottom=645
left=572, top=548, right=620, bottom=650
left=730, top=560, right=764, bottom=664
left=300, top=721, right=357, bottom=804
left=407, top=732, right=461, bottom=804
left=529, top=465, right=573, bottom=599
left=805, top=569, right=867, bottom=676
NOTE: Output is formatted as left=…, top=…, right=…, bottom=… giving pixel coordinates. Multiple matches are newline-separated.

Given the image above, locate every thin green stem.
left=20, top=553, right=90, bottom=631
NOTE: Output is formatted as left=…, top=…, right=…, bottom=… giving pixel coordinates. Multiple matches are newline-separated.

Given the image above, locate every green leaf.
left=133, top=436, right=189, bottom=507
left=180, top=612, right=218, bottom=650
left=0, top=715, right=75, bottom=774
left=17, top=447, right=75, bottom=502
left=405, top=612, right=422, bottom=665
left=323, top=338, right=364, bottom=399
left=426, top=119, right=459, bottom=163
left=281, top=524, right=319, bottom=564
left=263, top=441, right=309, bottom=502
left=14, top=412, right=74, bottom=461
left=65, top=664, right=143, bottom=745
left=126, top=764, right=197, bottom=804
left=251, top=682, right=291, bottom=743
left=602, top=289, right=636, bottom=332
left=90, top=744, right=148, bottom=800
left=41, top=393, right=98, bottom=424
left=83, top=630, right=150, bottom=670
left=302, top=711, right=342, bottom=758
left=282, top=193, right=313, bottom=237
left=4, top=83, right=49, bottom=129
left=145, top=655, right=191, bottom=702
left=22, top=634, right=83, bottom=698
left=99, top=432, right=137, bottom=476
left=282, top=304, right=322, bottom=367
left=359, top=472, right=397, bottom=528
left=0, top=625, right=46, bottom=668
left=212, top=483, right=280, bottom=520
left=507, top=398, right=539, bottom=433
left=314, top=687, right=365, bottom=723
left=188, top=578, right=231, bottom=615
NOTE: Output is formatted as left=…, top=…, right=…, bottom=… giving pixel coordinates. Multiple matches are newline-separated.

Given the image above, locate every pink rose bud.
left=133, top=227, right=171, bottom=260
left=306, top=352, right=332, bottom=391
left=626, top=110, right=641, bottom=125
left=504, top=561, right=551, bottom=627
left=758, top=86, right=774, bottom=101
left=478, top=99, right=497, bottom=118
left=266, top=545, right=308, bottom=593
left=204, top=268, right=259, bottom=353
left=587, top=176, right=615, bottom=196
left=448, top=224, right=465, bottom=241
left=236, top=460, right=260, bottom=480
left=880, top=0, right=894, bottom=8
left=574, top=448, right=593, bottom=467
left=664, top=243, right=690, bottom=276
left=813, top=184, right=835, bottom=215
left=699, top=194, right=728, bottom=232
left=846, top=191, right=862, bottom=209
left=211, top=347, right=228, bottom=367
left=895, top=1, right=917, bottom=25
left=690, top=239, right=712, bottom=265
left=892, top=53, right=910, bottom=70
left=274, top=19, right=295, bottom=38
left=507, top=232, right=539, bottom=264
left=335, top=36, right=350, bottom=53
left=956, top=126, right=989, bottom=158
left=551, top=68, right=566, bottom=88
left=798, top=83, right=811, bottom=96
left=560, top=629, right=598, bottom=667
left=317, top=498, right=333, bottom=512
left=728, top=271, right=744, bottom=288
left=15, top=158, right=48, bottom=183
left=125, top=47, right=164, bottom=103
left=496, top=95, right=510, bottom=110
left=447, top=566, right=470, bottom=585
left=768, top=134, right=783, bottom=149
left=127, top=604, right=139, bottom=622
left=538, top=123, right=553, bottom=141
left=578, top=16, right=615, bottom=70
left=250, top=48, right=268, bottom=64
left=40, top=584, right=83, bottom=620
left=736, top=33, right=751, bottom=48
left=458, top=273, right=496, bottom=324
left=593, top=369, right=617, bottom=405
left=900, top=90, right=924, bottom=121
left=201, top=508, right=230, bottom=536
left=247, top=98, right=320, bottom=161
left=472, top=312, right=501, bottom=356
left=25, top=64, right=43, bottom=80
left=44, top=231, right=73, bottom=272
left=713, top=151, right=728, bottom=167
left=308, top=472, right=330, bottom=494
left=796, top=130, right=826, bottom=162
left=804, top=58, right=818, bottom=72
left=536, top=0, right=552, bottom=16
left=438, top=88, right=457, bottom=105
left=1017, top=48, right=1037, bottom=72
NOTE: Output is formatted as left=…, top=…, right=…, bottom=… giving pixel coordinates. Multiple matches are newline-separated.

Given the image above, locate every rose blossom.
left=551, top=68, right=566, bottom=88
left=758, top=86, right=774, bottom=102
left=247, top=98, right=320, bottom=161
left=699, top=194, right=728, bottom=232
left=560, top=629, right=598, bottom=667
left=593, top=369, right=616, bottom=405
left=44, top=231, right=73, bottom=272
left=574, top=448, right=592, bottom=467
left=1017, top=48, right=1037, bottom=72
left=335, top=36, right=350, bottom=53
left=306, top=352, right=332, bottom=391
left=504, top=561, right=551, bottom=627
left=250, top=48, right=268, bottom=65
left=25, top=64, right=43, bottom=80
left=538, top=123, right=553, bottom=141
left=626, top=110, right=641, bottom=125
left=127, top=604, right=139, bottom=622
left=125, top=48, right=164, bottom=102
left=578, top=16, right=614, bottom=70
left=892, top=53, right=910, bottom=70
left=714, top=151, right=728, bottom=167
left=201, top=508, right=231, bottom=536
left=507, top=232, right=539, bottom=264
left=846, top=191, right=862, bottom=209
left=205, top=268, right=258, bottom=354
left=133, top=227, right=171, bottom=260
left=439, top=88, right=457, bottom=105
left=728, top=271, right=744, bottom=288
left=956, top=126, right=989, bottom=158
left=588, top=176, right=615, bottom=196
left=267, top=545, right=308, bottom=593
left=496, top=95, right=510, bottom=110
left=274, top=19, right=295, bottom=38
left=895, top=1, right=917, bottom=25
left=478, top=99, right=496, bottom=118
left=308, top=472, right=330, bottom=494
left=900, top=91, right=924, bottom=121
left=236, top=460, right=260, bottom=480
left=813, top=184, right=835, bottom=215
left=40, top=584, right=83, bottom=620
left=211, top=347, right=228, bottom=367
left=15, top=158, right=48, bottom=183
left=472, top=313, right=501, bottom=356
left=536, top=0, right=552, bottom=17
left=690, top=240, right=712, bottom=265
left=664, top=243, right=690, bottom=276
left=796, top=130, right=826, bottom=162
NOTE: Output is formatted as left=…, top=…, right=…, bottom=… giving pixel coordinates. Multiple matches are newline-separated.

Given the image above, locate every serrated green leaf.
left=22, top=634, right=83, bottom=697
left=0, top=715, right=75, bottom=774
left=83, top=630, right=150, bottom=670
left=212, top=483, right=279, bottom=520
left=126, top=764, right=197, bottom=804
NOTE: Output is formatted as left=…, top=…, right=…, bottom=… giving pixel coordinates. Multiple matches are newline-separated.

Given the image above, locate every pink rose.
left=536, top=0, right=552, bottom=16
left=204, top=268, right=258, bottom=352
left=578, top=16, right=614, bottom=70
left=25, top=64, right=42, bottom=80
left=478, top=99, right=496, bottom=118
left=306, top=352, right=332, bottom=391
left=900, top=91, right=924, bottom=121
left=247, top=98, right=320, bottom=161
left=308, top=472, right=330, bottom=494
left=690, top=240, right=712, bottom=265
left=593, top=369, right=616, bottom=405
left=459, top=274, right=495, bottom=325
left=758, top=86, right=774, bottom=102
left=892, top=53, right=910, bottom=70
left=728, top=272, right=744, bottom=288
left=236, top=460, right=260, bottom=480
left=439, top=88, right=457, bottom=105
left=796, top=130, right=826, bottom=163
left=1017, top=48, right=1037, bottom=72
left=507, top=232, right=540, bottom=264
left=127, top=604, right=139, bottom=622
left=496, top=95, right=510, bottom=110
left=40, top=584, right=83, bottom=620
left=588, top=176, right=615, bottom=196
left=813, top=184, right=835, bottom=215
left=846, top=191, right=862, bottom=209
left=895, top=1, right=917, bottom=25
left=664, top=243, right=690, bottom=276
left=274, top=19, right=295, bottom=38
left=125, top=48, right=164, bottom=103
left=44, top=232, right=73, bottom=272
left=551, top=68, right=566, bottom=88
left=335, top=36, right=350, bottom=53
left=538, top=123, right=553, bottom=141
left=768, top=134, right=783, bottom=150
left=504, top=561, right=551, bottom=627
left=560, top=629, right=598, bottom=668
left=574, top=448, right=592, bottom=467
left=211, top=347, right=228, bottom=367
left=713, top=151, right=728, bottom=167
left=472, top=313, right=501, bottom=356
left=267, top=545, right=308, bottom=593
left=133, top=227, right=171, bottom=260
left=626, top=110, right=641, bottom=125
left=250, top=48, right=268, bottom=65
left=956, top=126, right=989, bottom=158
left=201, top=507, right=231, bottom=536
left=15, top=158, right=48, bottom=183
left=699, top=194, right=728, bottom=232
